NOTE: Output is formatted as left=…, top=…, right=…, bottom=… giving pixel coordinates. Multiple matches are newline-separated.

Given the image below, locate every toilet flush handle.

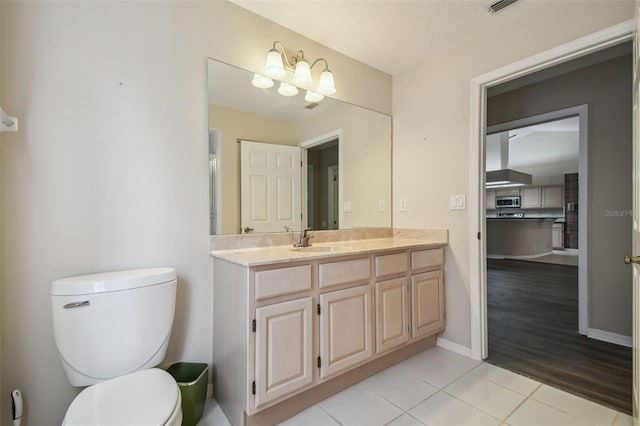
left=63, top=300, right=90, bottom=309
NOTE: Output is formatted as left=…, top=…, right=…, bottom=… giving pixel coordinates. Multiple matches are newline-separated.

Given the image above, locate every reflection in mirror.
left=207, top=58, right=392, bottom=235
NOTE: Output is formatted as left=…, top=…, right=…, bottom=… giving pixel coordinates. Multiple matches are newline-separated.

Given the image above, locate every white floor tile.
left=506, top=399, right=587, bottom=426
left=361, top=366, right=438, bottom=410
left=385, top=413, right=425, bottom=426
left=278, top=405, right=340, bottom=426
left=199, top=399, right=231, bottom=426
left=409, top=391, right=501, bottom=426
left=319, top=384, right=403, bottom=426
left=471, top=363, right=540, bottom=396
left=612, top=412, right=634, bottom=426
left=397, top=347, right=480, bottom=388
left=531, top=384, right=617, bottom=426
left=444, top=372, right=528, bottom=420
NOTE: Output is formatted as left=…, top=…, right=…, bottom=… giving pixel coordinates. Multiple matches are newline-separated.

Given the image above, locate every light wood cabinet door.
left=375, top=277, right=410, bottom=354
left=520, top=187, right=541, bottom=208
left=542, top=186, right=564, bottom=207
left=411, top=270, right=444, bottom=339
left=319, top=285, right=372, bottom=379
left=254, top=297, right=313, bottom=408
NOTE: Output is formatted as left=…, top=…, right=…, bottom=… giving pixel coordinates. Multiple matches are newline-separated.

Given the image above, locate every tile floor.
left=199, top=346, right=633, bottom=426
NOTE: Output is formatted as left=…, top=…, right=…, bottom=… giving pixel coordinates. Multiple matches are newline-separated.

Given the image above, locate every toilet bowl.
left=51, top=268, right=182, bottom=425
left=63, top=369, right=182, bottom=426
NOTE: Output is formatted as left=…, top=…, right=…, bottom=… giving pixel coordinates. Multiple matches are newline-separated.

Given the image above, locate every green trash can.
left=167, top=362, right=208, bottom=426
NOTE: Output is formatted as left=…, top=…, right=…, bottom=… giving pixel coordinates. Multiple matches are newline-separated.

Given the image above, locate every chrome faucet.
left=294, top=228, right=314, bottom=247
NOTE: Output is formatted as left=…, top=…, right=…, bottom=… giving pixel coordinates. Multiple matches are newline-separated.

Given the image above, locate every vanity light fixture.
left=278, top=82, right=299, bottom=97
left=251, top=40, right=337, bottom=100
left=304, top=91, right=324, bottom=103
left=251, top=73, right=274, bottom=89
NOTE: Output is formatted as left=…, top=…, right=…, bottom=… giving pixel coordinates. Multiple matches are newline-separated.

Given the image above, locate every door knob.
left=624, top=254, right=640, bottom=264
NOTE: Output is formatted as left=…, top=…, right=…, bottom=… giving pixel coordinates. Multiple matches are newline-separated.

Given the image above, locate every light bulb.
left=264, top=49, right=286, bottom=79
left=278, top=82, right=299, bottom=97
left=317, top=70, right=336, bottom=95
left=305, top=91, right=324, bottom=103
left=293, top=59, right=313, bottom=88
left=251, top=73, right=274, bottom=89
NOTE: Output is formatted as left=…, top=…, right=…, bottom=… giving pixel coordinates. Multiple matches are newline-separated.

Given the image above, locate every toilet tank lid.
left=51, top=268, right=176, bottom=296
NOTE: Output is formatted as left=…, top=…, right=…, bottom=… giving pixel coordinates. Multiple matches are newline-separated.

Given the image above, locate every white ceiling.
left=230, top=0, right=544, bottom=75
left=486, top=117, right=580, bottom=184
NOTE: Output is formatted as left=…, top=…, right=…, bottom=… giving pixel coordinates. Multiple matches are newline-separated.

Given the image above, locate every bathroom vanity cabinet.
left=211, top=240, right=445, bottom=426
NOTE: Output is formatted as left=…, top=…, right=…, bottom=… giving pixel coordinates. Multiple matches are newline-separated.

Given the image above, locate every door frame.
left=468, top=20, right=634, bottom=360
left=300, top=129, right=342, bottom=230
left=328, top=164, right=339, bottom=229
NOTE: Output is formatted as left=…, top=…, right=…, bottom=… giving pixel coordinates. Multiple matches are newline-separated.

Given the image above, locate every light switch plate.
left=378, top=200, right=385, bottom=212
left=450, top=195, right=466, bottom=210
left=343, top=201, right=352, bottom=213
left=400, top=198, right=407, bottom=212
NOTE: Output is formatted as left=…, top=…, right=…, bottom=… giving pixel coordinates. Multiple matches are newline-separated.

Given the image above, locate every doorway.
left=486, top=107, right=588, bottom=332
left=468, top=23, right=635, bottom=414
left=300, top=130, right=341, bottom=230
left=305, top=139, right=338, bottom=230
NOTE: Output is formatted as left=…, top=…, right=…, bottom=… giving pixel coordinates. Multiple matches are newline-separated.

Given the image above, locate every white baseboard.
left=437, top=337, right=473, bottom=358
left=587, top=328, right=632, bottom=348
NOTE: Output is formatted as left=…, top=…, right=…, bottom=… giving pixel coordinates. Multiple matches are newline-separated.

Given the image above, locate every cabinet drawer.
left=375, top=252, right=407, bottom=277
left=411, top=248, right=443, bottom=271
left=319, top=258, right=370, bottom=288
left=255, top=265, right=312, bottom=300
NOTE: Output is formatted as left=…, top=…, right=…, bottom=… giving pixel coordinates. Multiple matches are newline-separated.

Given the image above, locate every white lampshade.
left=251, top=73, right=274, bottom=89
left=304, top=91, right=324, bottom=103
left=264, top=49, right=286, bottom=79
left=293, top=59, right=313, bottom=88
left=278, top=82, right=299, bottom=97
left=317, top=70, right=336, bottom=95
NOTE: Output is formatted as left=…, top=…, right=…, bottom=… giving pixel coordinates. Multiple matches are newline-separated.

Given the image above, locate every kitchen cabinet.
left=520, top=187, right=541, bottom=208
left=496, top=187, right=520, bottom=196
left=486, top=189, right=496, bottom=209
left=552, top=223, right=564, bottom=249
left=543, top=186, right=564, bottom=208
left=212, top=242, right=445, bottom=426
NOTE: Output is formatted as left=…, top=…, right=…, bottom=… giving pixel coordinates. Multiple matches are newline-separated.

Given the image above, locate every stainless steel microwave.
left=495, top=196, right=521, bottom=208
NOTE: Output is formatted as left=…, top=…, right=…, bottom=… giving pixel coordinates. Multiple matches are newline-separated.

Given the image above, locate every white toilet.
left=51, top=268, right=182, bottom=426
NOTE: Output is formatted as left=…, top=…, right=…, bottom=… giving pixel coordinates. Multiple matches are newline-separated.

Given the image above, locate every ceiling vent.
left=488, top=0, right=519, bottom=14
left=305, top=103, right=319, bottom=110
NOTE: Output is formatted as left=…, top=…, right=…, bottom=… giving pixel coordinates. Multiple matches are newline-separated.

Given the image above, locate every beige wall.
left=392, top=1, right=633, bottom=349
left=209, top=103, right=298, bottom=234
left=487, top=54, right=633, bottom=337
left=0, top=1, right=391, bottom=424
left=298, top=102, right=392, bottom=229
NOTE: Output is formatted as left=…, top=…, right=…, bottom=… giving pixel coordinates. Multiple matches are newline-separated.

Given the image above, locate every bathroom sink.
left=290, top=246, right=349, bottom=253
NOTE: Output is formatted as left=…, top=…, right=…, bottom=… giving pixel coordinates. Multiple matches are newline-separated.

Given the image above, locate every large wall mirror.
left=207, top=58, right=392, bottom=235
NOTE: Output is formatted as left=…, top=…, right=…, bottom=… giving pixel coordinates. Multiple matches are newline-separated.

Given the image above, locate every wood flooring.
left=487, top=258, right=632, bottom=414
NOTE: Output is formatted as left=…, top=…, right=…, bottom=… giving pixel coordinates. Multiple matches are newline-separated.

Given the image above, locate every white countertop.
left=210, top=236, right=448, bottom=266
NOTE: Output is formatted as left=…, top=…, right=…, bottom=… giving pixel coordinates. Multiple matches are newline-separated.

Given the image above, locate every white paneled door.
left=240, top=140, right=301, bottom=233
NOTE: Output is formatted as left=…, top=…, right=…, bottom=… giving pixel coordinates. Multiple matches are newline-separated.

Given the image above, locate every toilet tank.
left=51, top=268, right=177, bottom=387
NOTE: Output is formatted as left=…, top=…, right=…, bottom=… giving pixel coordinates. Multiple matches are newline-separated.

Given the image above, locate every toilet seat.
left=63, top=368, right=182, bottom=426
